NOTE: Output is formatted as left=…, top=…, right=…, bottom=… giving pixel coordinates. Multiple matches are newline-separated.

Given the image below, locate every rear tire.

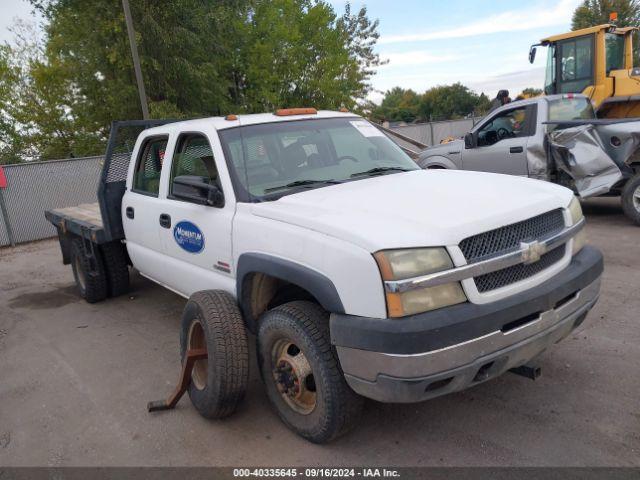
left=621, top=174, right=640, bottom=225
left=100, top=241, right=130, bottom=297
left=179, top=290, right=249, bottom=419
left=70, top=237, right=108, bottom=303
left=257, top=301, right=363, bottom=443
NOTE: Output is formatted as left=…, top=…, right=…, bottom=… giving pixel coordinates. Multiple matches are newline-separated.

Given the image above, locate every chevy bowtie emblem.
left=520, top=240, right=547, bottom=264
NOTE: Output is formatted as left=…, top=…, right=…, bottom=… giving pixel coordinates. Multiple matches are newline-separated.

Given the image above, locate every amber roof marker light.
left=225, top=114, right=238, bottom=121
left=274, top=108, right=318, bottom=116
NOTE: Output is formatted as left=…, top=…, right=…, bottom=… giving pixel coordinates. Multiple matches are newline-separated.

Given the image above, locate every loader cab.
left=537, top=30, right=599, bottom=96
left=530, top=24, right=639, bottom=117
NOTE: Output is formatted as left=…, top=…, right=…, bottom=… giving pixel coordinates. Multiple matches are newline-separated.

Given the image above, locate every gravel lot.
left=0, top=196, right=638, bottom=467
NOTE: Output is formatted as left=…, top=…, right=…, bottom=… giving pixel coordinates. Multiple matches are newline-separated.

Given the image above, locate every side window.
left=169, top=134, right=219, bottom=196
left=132, top=136, right=168, bottom=196
left=558, top=35, right=593, bottom=93
left=477, top=106, right=530, bottom=147
left=605, top=33, right=624, bottom=73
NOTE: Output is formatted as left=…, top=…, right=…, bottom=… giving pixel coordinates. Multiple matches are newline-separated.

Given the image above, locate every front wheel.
left=621, top=174, right=640, bottom=225
left=257, top=301, right=363, bottom=443
left=179, top=290, right=249, bottom=419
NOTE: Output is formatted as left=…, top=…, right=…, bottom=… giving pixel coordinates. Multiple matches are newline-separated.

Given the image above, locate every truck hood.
left=419, top=139, right=464, bottom=158
left=250, top=170, right=573, bottom=252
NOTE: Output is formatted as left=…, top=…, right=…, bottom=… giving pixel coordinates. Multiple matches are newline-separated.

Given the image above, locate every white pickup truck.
left=46, top=109, right=603, bottom=443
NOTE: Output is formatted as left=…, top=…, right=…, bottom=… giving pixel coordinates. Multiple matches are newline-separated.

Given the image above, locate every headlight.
left=374, top=248, right=467, bottom=318
left=572, top=228, right=587, bottom=255
left=568, top=197, right=586, bottom=255
left=568, top=196, right=584, bottom=225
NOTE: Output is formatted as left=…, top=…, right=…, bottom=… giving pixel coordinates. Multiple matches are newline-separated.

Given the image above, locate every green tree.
left=419, top=83, right=484, bottom=121
left=372, top=83, right=490, bottom=123
left=371, top=87, right=421, bottom=123
left=232, top=1, right=382, bottom=111
left=475, top=92, right=491, bottom=115
left=518, top=87, right=543, bottom=98
left=1, top=0, right=382, bottom=162
left=0, top=20, right=90, bottom=163
left=572, top=0, right=640, bottom=29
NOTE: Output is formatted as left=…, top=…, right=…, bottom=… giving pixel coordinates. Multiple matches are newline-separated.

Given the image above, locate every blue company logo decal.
left=173, top=221, right=205, bottom=254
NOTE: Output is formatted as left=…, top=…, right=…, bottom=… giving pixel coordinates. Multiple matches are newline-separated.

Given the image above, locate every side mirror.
left=464, top=133, right=476, bottom=149
left=529, top=46, right=537, bottom=64
left=172, top=175, right=224, bottom=208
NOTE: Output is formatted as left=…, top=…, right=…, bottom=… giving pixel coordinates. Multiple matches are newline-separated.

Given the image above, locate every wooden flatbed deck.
left=45, top=202, right=108, bottom=244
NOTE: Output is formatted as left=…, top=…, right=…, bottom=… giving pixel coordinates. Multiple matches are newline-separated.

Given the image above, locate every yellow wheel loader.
left=528, top=19, right=640, bottom=223
left=529, top=22, right=640, bottom=118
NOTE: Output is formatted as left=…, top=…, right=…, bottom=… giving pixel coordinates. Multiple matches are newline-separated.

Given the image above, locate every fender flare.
left=236, top=252, right=345, bottom=333
left=416, top=155, right=459, bottom=170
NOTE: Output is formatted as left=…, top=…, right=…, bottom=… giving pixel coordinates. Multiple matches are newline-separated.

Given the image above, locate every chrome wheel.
left=633, top=185, right=640, bottom=212
left=188, top=319, right=208, bottom=390
left=271, top=339, right=316, bottom=415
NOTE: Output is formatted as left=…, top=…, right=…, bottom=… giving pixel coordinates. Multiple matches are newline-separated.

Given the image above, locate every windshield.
left=548, top=97, right=595, bottom=122
left=218, top=117, right=419, bottom=201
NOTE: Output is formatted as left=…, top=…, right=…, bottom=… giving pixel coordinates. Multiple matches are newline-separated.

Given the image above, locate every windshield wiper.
left=263, top=179, right=342, bottom=193
left=350, top=167, right=412, bottom=178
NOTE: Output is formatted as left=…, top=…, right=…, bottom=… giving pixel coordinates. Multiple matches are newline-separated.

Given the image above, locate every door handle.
left=159, top=213, right=171, bottom=229
left=126, top=207, right=134, bottom=219
left=510, top=146, right=524, bottom=153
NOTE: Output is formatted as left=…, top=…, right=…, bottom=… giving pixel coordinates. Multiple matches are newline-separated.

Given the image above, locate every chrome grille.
left=459, top=209, right=567, bottom=293
left=474, top=245, right=566, bottom=293
left=459, top=209, right=565, bottom=263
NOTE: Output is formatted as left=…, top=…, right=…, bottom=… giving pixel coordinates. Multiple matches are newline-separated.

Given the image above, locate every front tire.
left=621, top=174, right=640, bottom=225
left=257, top=301, right=363, bottom=443
left=179, top=290, right=249, bottom=419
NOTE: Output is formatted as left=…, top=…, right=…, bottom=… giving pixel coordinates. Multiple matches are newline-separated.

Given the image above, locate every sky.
left=0, top=0, right=581, bottom=103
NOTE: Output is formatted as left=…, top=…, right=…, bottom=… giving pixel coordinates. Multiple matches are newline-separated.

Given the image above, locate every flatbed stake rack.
left=147, top=348, right=207, bottom=412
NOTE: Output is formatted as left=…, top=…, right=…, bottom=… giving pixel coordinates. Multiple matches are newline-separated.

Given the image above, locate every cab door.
left=462, top=104, right=536, bottom=176
left=122, top=134, right=170, bottom=281
left=155, top=131, right=236, bottom=297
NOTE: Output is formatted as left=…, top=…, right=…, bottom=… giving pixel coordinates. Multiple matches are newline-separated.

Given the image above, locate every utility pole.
left=122, top=0, right=149, bottom=119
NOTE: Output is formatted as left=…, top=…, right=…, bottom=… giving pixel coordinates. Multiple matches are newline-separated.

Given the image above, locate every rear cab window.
left=547, top=97, right=595, bottom=122
left=132, top=136, right=169, bottom=196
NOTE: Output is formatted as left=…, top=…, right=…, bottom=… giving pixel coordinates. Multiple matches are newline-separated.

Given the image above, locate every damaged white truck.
left=45, top=109, right=603, bottom=443
left=418, top=94, right=640, bottom=224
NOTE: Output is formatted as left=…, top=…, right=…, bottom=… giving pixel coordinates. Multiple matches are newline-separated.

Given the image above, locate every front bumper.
left=330, top=246, right=603, bottom=403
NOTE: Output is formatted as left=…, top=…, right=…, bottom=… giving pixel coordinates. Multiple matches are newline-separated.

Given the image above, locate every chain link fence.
left=0, top=156, right=103, bottom=247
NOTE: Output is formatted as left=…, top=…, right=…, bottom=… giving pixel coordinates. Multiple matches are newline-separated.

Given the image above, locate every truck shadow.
left=581, top=197, right=624, bottom=218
